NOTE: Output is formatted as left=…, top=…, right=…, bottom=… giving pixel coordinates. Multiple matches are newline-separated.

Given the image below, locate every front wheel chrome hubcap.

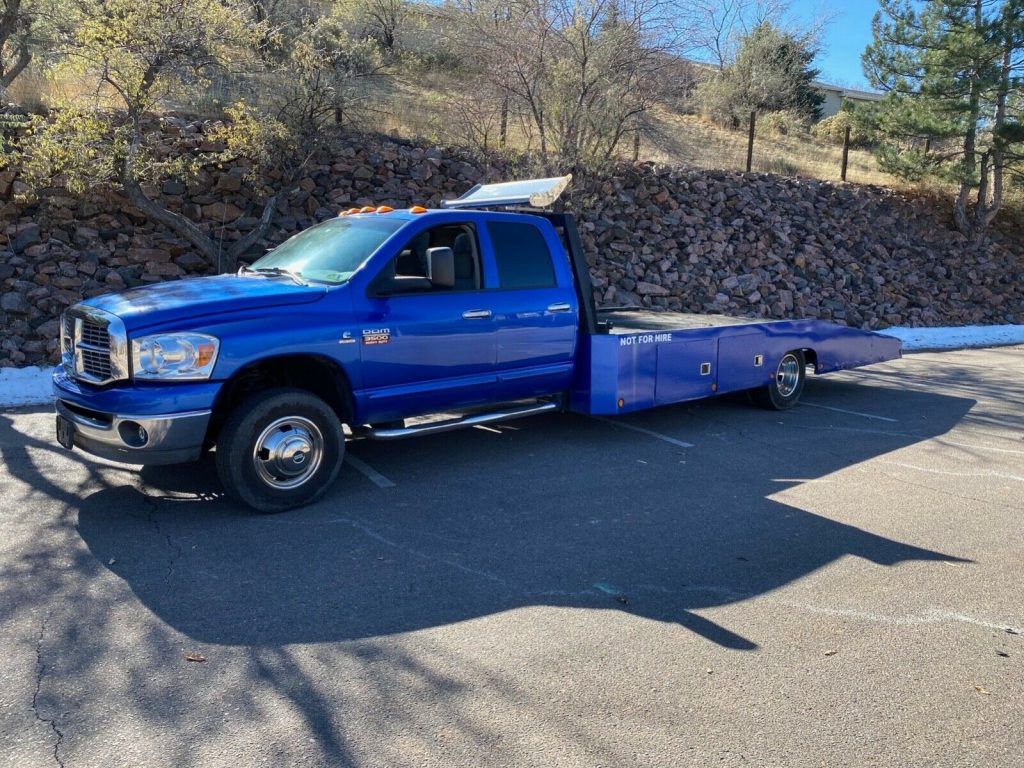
left=253, top=416, right=324, bottom=490
left=775, top=353, right=801, bottom=398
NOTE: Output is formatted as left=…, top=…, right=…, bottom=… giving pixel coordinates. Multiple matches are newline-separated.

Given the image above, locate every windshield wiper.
left=238, top=264, right=307, bottom=286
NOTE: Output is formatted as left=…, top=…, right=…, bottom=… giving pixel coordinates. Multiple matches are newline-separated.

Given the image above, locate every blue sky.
left=790, top=0, right=880, bottom=90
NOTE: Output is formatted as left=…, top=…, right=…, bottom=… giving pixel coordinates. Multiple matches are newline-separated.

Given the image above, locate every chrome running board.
left=365, top=401, right=560, bottom=440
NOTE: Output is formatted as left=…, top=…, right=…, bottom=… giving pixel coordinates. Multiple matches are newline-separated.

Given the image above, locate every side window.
left=376, top=224, right=481, bottom=294
left=487, top=221, right=557, bottom=289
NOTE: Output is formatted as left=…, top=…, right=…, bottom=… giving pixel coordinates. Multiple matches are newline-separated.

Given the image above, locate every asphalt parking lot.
left=1, top=347, right=1022, bottom=767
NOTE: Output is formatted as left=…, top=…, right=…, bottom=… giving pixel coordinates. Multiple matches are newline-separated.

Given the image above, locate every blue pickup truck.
left=53, top=177, right=901, bottom=511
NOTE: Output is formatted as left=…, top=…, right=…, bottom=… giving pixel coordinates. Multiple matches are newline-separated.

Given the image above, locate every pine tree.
left=698, top=21, right=824, bottom=125
left=863, top=0, right=1024, bottom=240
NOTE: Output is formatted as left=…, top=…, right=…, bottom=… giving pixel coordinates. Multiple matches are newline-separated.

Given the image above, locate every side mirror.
left=427, top=247, right=455, bottom=288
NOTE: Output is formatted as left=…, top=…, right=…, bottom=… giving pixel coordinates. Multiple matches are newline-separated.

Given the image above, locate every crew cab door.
left=479, top=219, right=578, bottom=401
left=356, top=222, right=498, bottom=420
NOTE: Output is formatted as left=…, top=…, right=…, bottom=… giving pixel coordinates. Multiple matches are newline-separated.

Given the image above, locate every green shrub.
left=760, top=110, right=809, bottom=136
left=811, top=105, right=878, bottom=147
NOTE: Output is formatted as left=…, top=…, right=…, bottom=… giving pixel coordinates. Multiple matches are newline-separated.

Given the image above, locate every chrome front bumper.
left=55, top=399, right=211, bottom=465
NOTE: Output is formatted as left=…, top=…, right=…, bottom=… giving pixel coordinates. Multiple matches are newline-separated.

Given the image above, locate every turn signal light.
left=376, top=205, right=394, bottom=213
left=409, top=205, right=428, bottom=214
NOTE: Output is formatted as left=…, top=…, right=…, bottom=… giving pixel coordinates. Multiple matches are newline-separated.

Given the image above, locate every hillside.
left=362, top=70, right=894, bottom=187
left=8, top=63, right=893, bottom=190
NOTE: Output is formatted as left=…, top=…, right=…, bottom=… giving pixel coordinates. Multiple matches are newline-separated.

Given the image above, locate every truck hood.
left=81, top=274, right=328, bottom=332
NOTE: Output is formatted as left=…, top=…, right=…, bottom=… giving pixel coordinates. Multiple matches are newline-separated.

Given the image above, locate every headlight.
left=131, top=333, right=219, bottom=381
left=60, top=313, right=74, bottom=370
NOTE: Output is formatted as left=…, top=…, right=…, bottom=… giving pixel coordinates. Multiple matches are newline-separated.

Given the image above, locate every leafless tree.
left=451, top=0, right=688, bottom=172
left=338, top=0, right=410, bottom=53
left=684, top=0, right=831, bottom=71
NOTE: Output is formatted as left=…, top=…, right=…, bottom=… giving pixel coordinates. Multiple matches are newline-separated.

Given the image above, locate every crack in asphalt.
left=32, top=617, right=66, bottom=768
left=143, top=496, right=182, bottom=581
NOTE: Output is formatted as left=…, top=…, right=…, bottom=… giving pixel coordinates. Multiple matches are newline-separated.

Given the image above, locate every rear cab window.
left=486, top=221, right=557, bottom=289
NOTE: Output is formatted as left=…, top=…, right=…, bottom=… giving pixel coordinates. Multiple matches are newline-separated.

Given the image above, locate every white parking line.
left=346, top=455, right=395, bottom=488
left=591, top=416, right=695, bottom=448
left=801, top=402, right=898, bottom=422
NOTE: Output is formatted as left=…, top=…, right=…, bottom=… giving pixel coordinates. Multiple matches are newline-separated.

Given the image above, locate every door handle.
left=547, top=302, right=572, bottom=313
left=462, top=309, right=492, bottom=320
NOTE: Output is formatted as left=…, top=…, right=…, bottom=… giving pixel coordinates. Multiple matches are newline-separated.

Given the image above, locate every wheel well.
left=801, top=348, right=818, bottom=373
left=207, top=355, right=354, bottom=446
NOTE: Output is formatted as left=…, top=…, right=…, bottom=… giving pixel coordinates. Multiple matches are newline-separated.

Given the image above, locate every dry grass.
left=642, top=107, right=895, bottom=185
left=0, top=63, right=905, bottom=190
left=368, top=70, right=899, bottom=187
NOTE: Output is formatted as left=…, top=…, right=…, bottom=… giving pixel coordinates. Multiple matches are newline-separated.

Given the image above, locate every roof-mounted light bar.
left=440, top=175, right=572, bottom=210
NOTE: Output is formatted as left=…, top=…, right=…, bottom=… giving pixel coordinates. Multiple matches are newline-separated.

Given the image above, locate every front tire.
left=752, top=350, right=806, bottom=410
left=215, top=388, right=345, bottom=513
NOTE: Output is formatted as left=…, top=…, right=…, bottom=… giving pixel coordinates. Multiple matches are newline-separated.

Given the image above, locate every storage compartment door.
left=716, top=331, right=770, bottom=394
left=655, top=338, right=717, bottom=406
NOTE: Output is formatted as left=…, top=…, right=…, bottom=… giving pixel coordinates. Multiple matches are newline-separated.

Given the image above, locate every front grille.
left=80, top=320, right=110, bottom=350
left=80, top=346, right=113, bottom=380
left=65, top=308, right=128, bottom=385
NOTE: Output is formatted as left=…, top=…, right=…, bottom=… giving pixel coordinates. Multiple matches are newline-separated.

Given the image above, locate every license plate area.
left=56, top=414, right=75, bottom=450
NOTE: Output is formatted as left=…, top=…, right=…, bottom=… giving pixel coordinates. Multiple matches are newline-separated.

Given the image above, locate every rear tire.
left=752, top=350, right=806, bottom=410
left=215, top=388, right=345, bottom=513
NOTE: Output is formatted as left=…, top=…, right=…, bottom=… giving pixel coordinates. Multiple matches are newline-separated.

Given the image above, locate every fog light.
left=118, top=420, right=149, bottom=448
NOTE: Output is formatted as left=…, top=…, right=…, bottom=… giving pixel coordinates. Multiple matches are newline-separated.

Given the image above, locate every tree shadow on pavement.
left=72, top=379, right=975, bottom=653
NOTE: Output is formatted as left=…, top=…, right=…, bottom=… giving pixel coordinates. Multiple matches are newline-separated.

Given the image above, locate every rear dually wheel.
left=752, top=350, right=806, bottom=410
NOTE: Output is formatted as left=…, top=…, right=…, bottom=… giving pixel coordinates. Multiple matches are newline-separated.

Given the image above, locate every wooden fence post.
left=841, top=125, right=851, bottom=181
left=746, top=111, right=756, bottom=173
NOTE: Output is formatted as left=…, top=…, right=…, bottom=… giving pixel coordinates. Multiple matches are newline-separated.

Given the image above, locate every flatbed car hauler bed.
left=53, top=175, right=902, bottom=511
left=579, top=309, right=900, bottom=414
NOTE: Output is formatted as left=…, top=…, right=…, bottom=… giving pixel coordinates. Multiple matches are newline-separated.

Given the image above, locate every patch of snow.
left=881, top=325, right=1024, bottom=352
left=0, top=366, right=55, bottom=408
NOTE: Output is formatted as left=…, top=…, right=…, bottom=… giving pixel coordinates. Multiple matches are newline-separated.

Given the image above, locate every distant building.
left=813, top=83, right=883, bottom=118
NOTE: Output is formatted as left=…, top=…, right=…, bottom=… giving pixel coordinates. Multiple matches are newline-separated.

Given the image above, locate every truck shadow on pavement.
left=72, top=379, right=974, bottom=652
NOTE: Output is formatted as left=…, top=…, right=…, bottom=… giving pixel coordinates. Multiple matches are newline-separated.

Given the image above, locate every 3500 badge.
left=362, top=328, right=391, bottom=345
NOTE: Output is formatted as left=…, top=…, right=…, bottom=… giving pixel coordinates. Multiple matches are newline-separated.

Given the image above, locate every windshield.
left=250, top=217, right=404, bottom=284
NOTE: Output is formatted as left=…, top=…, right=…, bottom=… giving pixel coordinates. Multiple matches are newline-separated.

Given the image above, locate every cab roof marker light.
left=359, top=206, right=375, bottom=213
left=376, top=205, right=394, bottom=213
left=346, top=207, right=360, bottom=215
left=409, top=205, right=428, bottom=214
